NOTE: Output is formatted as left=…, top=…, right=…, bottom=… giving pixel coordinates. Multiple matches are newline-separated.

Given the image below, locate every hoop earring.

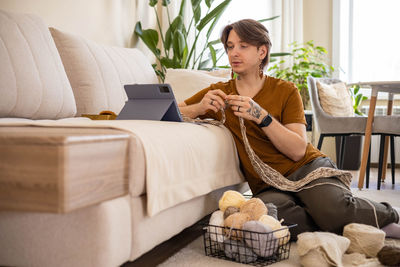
left=259, top=64, right=264, bottom=79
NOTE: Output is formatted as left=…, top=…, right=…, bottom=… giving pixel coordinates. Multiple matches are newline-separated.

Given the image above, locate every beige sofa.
left=0, top=10, right=247, bottom=267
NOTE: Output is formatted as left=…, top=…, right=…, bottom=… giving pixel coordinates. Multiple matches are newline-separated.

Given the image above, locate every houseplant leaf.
left=162, top=0, right=171, bottom=6
left=134, top=22, right=160, bottom=56
left=165, top=15, right=184, bottom=50
left=196, top=0, right=231, bottom=31
left=149, top=0, right=158, bottom=7
left=191, top=0, right=202, bottom=23
left=173, top=29, right=185, bottom=58
left=208, top=44, right=217, bottom=67
left=258, top=16, right=280, bottom=22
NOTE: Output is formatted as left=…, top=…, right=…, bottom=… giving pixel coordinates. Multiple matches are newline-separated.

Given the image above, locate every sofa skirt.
left=0, top=195, right=131, bottom=267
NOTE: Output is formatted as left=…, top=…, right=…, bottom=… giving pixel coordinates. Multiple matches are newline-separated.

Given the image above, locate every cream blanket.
left=0, top=118, right=245, bottom=216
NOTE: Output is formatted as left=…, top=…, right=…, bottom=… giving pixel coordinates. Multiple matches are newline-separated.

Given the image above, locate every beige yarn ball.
left=343, top=223, right=385, bottom=257
left=224, top=212, right=251, bottom=239
left=223, top=206, right=240, bottom=219
left=259, top=215, right=290, bottom=245
left=208, top=210, right=225, bottom=243
left=218, top=190, right=246, bottom=212
left=240, top=197, right=268, bottom=220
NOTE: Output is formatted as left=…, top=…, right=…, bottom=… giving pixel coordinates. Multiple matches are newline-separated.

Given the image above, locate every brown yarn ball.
left=240, top=198, right=268, bottom=220
left=224, top=212, right=250, bottom=240
left=223, top=206, right=240, bottom=219
left=377, top=245, right=400, bottom=266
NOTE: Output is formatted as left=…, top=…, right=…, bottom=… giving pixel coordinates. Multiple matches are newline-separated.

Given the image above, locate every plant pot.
left=335, top=135, right=362, bottom=170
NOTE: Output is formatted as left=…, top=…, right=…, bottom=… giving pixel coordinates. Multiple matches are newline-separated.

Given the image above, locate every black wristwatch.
left=258, top=114, right=273, bottom=128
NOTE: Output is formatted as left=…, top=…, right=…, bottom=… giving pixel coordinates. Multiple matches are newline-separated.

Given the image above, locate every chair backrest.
left=307, top=76, right=345, bottom=132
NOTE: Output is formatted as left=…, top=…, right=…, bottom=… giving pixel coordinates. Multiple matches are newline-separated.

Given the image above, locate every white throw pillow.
left=165, top=68, right=231, bottom=104
left=316, top=81, right=354, bottom=117
left=50, top=27, right=158, bottom=116
left=0, top=10, right=76, bottom=119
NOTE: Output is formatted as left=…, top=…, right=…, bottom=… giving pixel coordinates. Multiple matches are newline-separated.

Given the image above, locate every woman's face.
left=226, top=29, right=266, bottom=76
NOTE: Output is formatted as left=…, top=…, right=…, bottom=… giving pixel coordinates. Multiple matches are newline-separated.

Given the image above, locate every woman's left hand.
left=226, top=95, right=267, bottom=124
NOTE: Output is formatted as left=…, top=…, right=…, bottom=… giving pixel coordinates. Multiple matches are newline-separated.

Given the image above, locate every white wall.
left=303, top=0, right=336, bottom=160
left=303, top=0, right=333, bottom=64
left=0, top=0, right=138, bottom=47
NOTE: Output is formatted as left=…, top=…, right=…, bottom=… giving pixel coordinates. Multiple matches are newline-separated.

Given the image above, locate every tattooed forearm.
left=247, top=101, right=262, bottom=119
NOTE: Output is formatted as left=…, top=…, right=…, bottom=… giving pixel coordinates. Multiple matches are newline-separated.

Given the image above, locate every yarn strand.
left=183, top=108, right=379, bottom=228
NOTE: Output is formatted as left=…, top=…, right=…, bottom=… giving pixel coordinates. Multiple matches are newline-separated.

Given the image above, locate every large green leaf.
left=197, top=0, right=231, bottom=31
left=191, top=0, right=201, bottom=22
left=191, top=0, right=201, bottom=9
left=181, top=45, right=189, bottom=68
left=134, top=22, right=160, bottom=56
left=149, top=0, right=158, bottom=7
left=208, top=39, right=221, bottom=46
left=160, top=57, right=180, bottom=68
left=193, top=5, right=201, bottom=23
left=165, top=15, right=184, bottom=50
left=178, top=0, right=187, bottom=17
left=173, top=30, right=185, bottom=58
left=208, top=44, right=217, bottom=67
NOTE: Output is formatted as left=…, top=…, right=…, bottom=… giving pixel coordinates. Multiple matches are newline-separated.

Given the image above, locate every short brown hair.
left=220, top=19, right=272, bottom=69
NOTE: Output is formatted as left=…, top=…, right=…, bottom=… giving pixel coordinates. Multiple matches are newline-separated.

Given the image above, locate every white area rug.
left=159, top=189, right=400, bottom=267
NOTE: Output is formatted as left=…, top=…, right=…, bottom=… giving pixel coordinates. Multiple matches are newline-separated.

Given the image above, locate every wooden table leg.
left=358, top=96, right=377, bottom=189
left=381, top=98, right=393, bottom=181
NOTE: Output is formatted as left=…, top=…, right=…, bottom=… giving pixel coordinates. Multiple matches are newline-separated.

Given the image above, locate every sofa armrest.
left=0, top=126, right=130, bottom=213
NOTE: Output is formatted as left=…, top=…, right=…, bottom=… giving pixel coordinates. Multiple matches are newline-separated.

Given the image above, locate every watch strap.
left=258, top=114, right=272, bottom=128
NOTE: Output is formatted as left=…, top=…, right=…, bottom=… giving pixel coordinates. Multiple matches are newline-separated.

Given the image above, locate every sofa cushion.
left=165, top=68, right=231, bottom=103
left=0, top=10, right=77, bottom=119
left=50, top=28, right=158, bottom=116
left=316, top=81, right=354, bottom=117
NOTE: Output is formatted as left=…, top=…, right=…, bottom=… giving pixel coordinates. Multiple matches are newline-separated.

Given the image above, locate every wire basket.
left=203, top=224, right=296, bottom=266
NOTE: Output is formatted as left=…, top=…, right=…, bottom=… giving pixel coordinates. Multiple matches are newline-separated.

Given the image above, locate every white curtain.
left=269, top=0, right=303, bottom=68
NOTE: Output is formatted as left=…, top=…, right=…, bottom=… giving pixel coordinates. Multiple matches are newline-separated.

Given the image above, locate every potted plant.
left=267, top=40, right=334, bottom=110
left=134, top=0, right=288, bottom=81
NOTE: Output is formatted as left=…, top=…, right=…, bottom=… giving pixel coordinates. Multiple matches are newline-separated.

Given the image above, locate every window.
left=334, top=0, right=400, bottom=83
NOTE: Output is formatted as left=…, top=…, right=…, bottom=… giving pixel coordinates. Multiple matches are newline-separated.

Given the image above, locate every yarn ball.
left=223, top=206, right=240, bottom=219
left=208, top=210, right=225, bottom=243
left=259, top=215, right=290, bottom=245
left=266, top=203, right=278, bottom=219
left=219, top=190, right=246, bottom=212
left=343, top=223, right=385, bottom=257
left=377, top=245, right=400, bottom=266
left=223, top=239, right=257, bottom=264
left=240, top=198, right=268, bottom=220
left=242, top=220, right=278, bottom=257
left=224, top=213, right=251, bottom=240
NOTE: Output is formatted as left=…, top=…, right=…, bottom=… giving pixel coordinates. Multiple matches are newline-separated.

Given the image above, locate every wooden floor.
left=348, top=167, right=400, bottom=190
left=122, top=167, right=399, bottom=267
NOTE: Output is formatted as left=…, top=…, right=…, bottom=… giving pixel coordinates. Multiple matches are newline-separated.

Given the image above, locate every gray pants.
left=255, top=157, right=399, bottom=240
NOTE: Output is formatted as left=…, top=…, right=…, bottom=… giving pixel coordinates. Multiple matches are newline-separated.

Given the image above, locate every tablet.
left=117, top=83, right=183, bottom=122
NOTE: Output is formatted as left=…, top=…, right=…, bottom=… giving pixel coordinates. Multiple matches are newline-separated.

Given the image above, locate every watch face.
left=259, top=114, right=272, bottom=127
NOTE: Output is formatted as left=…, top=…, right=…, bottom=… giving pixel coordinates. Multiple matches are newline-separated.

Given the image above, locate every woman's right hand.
left=197, top=89, right=228, bottom=115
